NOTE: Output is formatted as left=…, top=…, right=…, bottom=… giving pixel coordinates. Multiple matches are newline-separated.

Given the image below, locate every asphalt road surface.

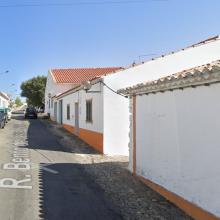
left=0, top=115, right=122, bottom=220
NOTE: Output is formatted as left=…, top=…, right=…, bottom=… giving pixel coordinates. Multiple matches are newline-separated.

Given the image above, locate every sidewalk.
left=42, top=119, right=191, bottom=220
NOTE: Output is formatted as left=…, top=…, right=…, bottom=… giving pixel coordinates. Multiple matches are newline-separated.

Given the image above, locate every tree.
left=20, top=76, right=47, bottom=107
left=15, top=97, right=23, bottom=107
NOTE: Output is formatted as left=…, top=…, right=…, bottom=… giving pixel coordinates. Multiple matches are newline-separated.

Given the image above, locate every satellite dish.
left=82, top=81, right=92, bottom=92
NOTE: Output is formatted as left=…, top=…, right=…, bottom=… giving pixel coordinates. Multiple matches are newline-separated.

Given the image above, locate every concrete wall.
left=134, top=83, right=220, bottom=218
left=103, top=38, right=220, bottom=156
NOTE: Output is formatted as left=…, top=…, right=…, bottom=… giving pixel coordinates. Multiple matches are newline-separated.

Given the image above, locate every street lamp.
left=0, top=70, right=9, bottom=75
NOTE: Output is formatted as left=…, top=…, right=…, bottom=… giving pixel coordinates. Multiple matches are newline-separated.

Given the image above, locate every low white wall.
left=103, top=38, right=220, bottom=156
left=60, top=83, right=103, bottom=133
left=135, top=83, right=220, bottom=217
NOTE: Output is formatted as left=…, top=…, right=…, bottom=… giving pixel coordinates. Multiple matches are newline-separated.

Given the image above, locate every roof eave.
left=118, top=61, right=220, bottom=96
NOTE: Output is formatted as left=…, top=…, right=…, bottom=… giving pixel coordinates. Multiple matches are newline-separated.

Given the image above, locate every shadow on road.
left=38, top=163, right=124, bottom=220
left=11, top=114, right=191, bottom=220
left=12, top=114, right=99, bottom=155
left=13, top=114, right=124, bottom=219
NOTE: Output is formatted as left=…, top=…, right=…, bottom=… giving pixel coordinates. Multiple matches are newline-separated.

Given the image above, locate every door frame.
left=75, top=102, right=79, bottom=135
left=54, top=102, right=57, bottom=122
left=58, top=100, right=63, bottom=124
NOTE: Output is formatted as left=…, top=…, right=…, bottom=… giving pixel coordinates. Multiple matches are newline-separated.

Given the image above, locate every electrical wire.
left=0, top=0, right=167, bottom=8
left=101, top=81, right=128, bottom=98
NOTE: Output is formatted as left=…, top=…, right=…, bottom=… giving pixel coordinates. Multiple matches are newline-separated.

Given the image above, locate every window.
left=86, top=100, right=92, bottom=122
left=67, top=104, right=70, bottom=120
left=51, top=99, right=54, bottom=108
left=49, top=99, right=51, bottom=109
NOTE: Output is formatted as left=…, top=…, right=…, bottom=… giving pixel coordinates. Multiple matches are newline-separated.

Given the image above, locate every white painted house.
left=119, top=60, right=220, bottom=220
left=52, top=36, right=220, bottom=157
left=56, top=79, right=104, bottom=152
left=45, top=69, right=77, bottom=117
left=45, top=68, right=121, bottom=120
left=102, top=35, right=220, bottom=157
left=46, top=67, right=122, bottom=153
left=0, top=92, right=10, bottom=108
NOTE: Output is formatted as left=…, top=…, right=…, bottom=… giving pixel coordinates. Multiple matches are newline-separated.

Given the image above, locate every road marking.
left=40, top=165, right=58, bottom=174
left=0, top=129, right=33, bottom=190
left=0, top=177, right=32, bottom=189
left=3, top=163, right=31, bottom=170
left=13, top=154, right=29, bottom=158
left=12, top=158, right=30, bottom=163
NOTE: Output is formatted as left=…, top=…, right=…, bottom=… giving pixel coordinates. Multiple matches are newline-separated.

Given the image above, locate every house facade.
left=119, top=60, right=220, bottom=220
left=0, top=92, right=10, bottom=108
left=45, top=69, right=77, bottom=118
left=102, top=35, right=220, bottom=158
left=45, top=67, right=121, bottom=120
left=50, top=36, right=220, bottom=157
left=46, top=67, right=122, bottom=153
left=55, top=79, right=104, bottom=152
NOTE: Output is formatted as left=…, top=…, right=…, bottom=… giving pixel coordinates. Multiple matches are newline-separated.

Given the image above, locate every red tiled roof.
left=51, top=67, right=123, bottom=84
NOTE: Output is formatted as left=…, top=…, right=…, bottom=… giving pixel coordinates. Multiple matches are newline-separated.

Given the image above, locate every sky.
left=0, top=0, right=220, bottom=99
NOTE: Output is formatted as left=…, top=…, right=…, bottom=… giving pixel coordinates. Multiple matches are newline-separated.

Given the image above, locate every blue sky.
left=0, top=0, right=219, bottom=98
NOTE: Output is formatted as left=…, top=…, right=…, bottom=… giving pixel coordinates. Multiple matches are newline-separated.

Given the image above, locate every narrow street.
left=0, top=115, right=122, bottom=220
left=0, top=114, right=191, bottom=220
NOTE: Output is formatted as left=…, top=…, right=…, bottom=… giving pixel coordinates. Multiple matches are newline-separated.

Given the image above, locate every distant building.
left=0, top=92, right=10, bottom=108
left=45, top=67, right=122, bottom=117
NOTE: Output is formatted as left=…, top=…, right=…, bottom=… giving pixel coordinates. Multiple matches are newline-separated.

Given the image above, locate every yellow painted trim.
left=138, top=176, right=220, bottom=220
left=62, top=124, right=103, bottom=153
left=78, top=128, right=103, bottom=153
left=63, top=124, right=75, bottom=134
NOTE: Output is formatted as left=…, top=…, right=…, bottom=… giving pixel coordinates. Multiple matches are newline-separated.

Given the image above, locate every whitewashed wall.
left=0, top=94, right=9, bottom=108
left=45, top=71, right=75, bottom=116
left=59, top=82, right=103, bottom=133
left=135, top=83, right=220, bottom=218
left=103, top=38, right=220, bottom=156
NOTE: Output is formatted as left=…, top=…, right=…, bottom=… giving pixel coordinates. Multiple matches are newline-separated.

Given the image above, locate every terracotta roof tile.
left=51, top=67, right=123, bottom=84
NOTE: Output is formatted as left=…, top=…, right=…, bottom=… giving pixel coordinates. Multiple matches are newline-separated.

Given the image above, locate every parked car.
left=7, top=108, right=12, bottom=120
left=24, top=107, right=38, bottom=119
left=0, top=108, right=8, bottom=123
left=12, top=109, right=25, bottom=114
left=0, top=112, right=5, bottom=129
